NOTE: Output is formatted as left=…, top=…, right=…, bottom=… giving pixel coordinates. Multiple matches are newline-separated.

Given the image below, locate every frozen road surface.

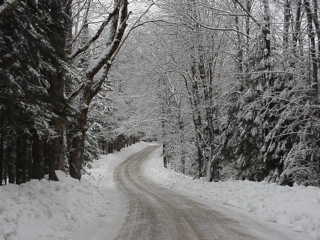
left=114, top=145, right=304, bottom=240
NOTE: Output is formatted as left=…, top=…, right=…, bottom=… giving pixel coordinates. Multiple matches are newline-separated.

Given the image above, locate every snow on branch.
left=86, top=13, right=130, bottom=81
left=90, top=3, right=154, bottom=97
left=70, top=8, right=117, bottom=60
left=186, top=13, right=251, bottom=38
left=233, top=0, right=262, bottom=28
left=111, top=3, right=155, bottom=59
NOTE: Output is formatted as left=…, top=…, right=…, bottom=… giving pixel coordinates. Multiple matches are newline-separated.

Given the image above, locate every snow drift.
left=0, top=143, right=146, bottom=240
left=143, top=146, right=320, bottom=240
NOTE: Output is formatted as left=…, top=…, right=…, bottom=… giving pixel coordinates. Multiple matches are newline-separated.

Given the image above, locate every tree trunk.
left=293, top=0, right=303, bottom=58
left=67, top=0, right=129, bottom=180
left=305, top=0, right=319, bottom=102
left=7, top=137, right=15, bottom=184
left=178, top=108, right=186, bottom=174
left=233, top=0, right=244, bottom=76
left=160, top=75, right=169, bottom=168
left=245, top=0, right=252, bottom=69
left=68, top=131, right=83, bottom=179
left=16, top=133, right=27, bottom=184
left=262, top=0, right=271, bottom=66
left=31, top=132, right=44, bottom=180
left=68, top=97, right=89, bottom=180
left=163, top=143, right=168, bottom=168
left=0, top=116, right=3, bottom=185
left=312, top=0, right=320, bottom=56
left=283, top=0, right=291, bottom=54
left=65, top=0, right=73, bottom=56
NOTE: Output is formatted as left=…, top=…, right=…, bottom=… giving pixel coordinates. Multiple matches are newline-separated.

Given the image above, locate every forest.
left=1, top=0, right=320, bottom=187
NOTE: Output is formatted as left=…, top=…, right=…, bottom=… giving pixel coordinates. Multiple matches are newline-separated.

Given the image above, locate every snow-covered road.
left=114, top=144, right=307, bottom=240
left=1, top=142, right=316, bottom=240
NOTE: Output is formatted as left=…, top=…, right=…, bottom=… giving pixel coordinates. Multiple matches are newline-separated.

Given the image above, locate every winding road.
left=113, top=145, right=303, bottom=240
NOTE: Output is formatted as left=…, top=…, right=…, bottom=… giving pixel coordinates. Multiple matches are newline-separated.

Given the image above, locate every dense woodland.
left=0, top=0, right=134, bottom=183
left=150, top=0, right=320, bottom=186
left=1, top=0, right=320, bottom=187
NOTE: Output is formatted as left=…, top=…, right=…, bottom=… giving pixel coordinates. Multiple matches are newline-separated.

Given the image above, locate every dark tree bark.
left=43, top=139, right=58, bottom=181
left=245, top=0, right=252, bottom=57
left=65, top=0, right=73, bottom=56
left=262, top=0, right=271, bottom=67
left=283, top=0, right=291, bottom=53
left=7, top=138, right=15, bottom=184
left=31, top=132, right=44, bottom=180
left=16, top=133, right=24, bottom=184
left=312, top=0, right=320, bottom=55
left=305, top=0, right=319, bottom=101
left=163, top=143, right=168, bottom=168
left=178, top=108, right=186, bottom=174
left=233, top=0, right=244, bottom=77
left=0, top=114, right=3, bottom=185
left=159, top=75, right=169, bottom=168
left=293, top=0, right=303, bottom=57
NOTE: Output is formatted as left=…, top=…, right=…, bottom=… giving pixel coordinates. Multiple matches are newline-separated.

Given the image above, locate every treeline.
left=155, top=0, right=320, bottom=186
left=0, top=0, right=70, bottom=184
left=99, top=135, right=141, bottom=154
left=0, top=0, right=130, bottom=184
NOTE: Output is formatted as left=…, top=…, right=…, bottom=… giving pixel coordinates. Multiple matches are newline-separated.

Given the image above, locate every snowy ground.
left=0, top=143, right=147, bottom=240
left=2, top=142, right=319, bottom=240
left=143, top=145, right=320, bottom=240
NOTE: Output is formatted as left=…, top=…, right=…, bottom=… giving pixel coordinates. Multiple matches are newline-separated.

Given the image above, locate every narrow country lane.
left=113, top=145, right=300, bottom=240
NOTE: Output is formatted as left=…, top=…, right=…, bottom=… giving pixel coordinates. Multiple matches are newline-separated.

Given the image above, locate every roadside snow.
left=143, top=146, right=320, bottom=240
left=0, top=142, right=146, bottom=240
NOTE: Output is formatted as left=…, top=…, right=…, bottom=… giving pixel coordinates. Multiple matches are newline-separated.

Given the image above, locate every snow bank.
left=143, top=147, right=320, bottom=240
left=0, top=142, right=147, bottom=240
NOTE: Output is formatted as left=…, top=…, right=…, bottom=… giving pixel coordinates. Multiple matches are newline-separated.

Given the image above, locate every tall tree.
left=68, top=0, right=129, bottom=179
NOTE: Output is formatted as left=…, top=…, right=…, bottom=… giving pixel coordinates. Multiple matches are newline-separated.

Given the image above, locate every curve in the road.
left=113, top=145, right=299, bottom=240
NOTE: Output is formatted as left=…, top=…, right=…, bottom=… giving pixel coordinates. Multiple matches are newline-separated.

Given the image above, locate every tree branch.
left=233, top=0, right=262, bottom=28
left=91, top=3, right=155, bottom=96
left=112, top=3, right=155, bottom=59
left=187, top=13, right=251, bottom=38
left=70, top=8, right=117, bottom=60
left=86, top=11, right=130, bottom=81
